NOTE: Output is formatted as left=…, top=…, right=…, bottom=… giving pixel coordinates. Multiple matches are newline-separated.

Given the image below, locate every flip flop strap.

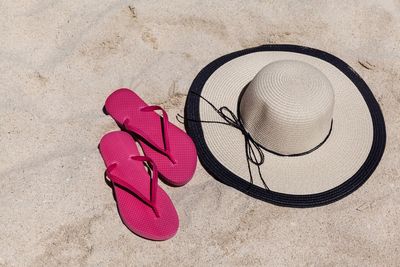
left=139, top=105, right=176, bottom=164
left=105, top=156, right=160, bottom=217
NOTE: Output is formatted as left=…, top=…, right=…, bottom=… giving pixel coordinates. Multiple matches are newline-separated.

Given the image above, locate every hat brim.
left=184, top=44, right=386, bottom=207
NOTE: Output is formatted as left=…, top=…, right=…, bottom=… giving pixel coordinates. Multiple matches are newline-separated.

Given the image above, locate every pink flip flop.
left=104, top=88, right=197, bottom=186
left=99, top=131, right=179, bottom=240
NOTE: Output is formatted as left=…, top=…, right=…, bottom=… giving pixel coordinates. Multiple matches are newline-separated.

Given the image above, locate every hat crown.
left=239, top=60, right=335, bottom=155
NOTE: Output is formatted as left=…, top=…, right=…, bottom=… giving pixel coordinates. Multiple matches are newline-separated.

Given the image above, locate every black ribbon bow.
left=177, top=92, right=269, bottom=190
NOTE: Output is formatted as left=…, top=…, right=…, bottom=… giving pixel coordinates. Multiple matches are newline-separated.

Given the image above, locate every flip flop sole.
left=104, top=88, right=197, bottom=186
left=99, top=131, right=179, bottom=240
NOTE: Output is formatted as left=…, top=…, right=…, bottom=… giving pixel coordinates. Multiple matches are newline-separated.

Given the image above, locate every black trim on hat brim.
left=184, top=44, right=386, bottom=208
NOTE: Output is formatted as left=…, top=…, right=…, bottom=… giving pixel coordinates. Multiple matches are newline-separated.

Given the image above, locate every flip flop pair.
left=99, top=88, right=197, bottom=240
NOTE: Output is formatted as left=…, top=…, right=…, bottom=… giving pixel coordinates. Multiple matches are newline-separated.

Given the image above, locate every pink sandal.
left=104, top=88, right=197, bottom=186
left=99, top=131, right=179, bottom=240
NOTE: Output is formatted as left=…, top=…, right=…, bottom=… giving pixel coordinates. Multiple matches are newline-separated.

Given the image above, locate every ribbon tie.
left=177, top=92, right=269, bottom=189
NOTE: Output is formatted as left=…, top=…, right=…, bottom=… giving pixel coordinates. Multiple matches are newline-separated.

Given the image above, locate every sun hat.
left=183, top=44, right=386, bottom=207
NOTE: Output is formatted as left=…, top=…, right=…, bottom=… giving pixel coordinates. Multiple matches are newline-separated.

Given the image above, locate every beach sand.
left=1, top=0, right=399, bottom=266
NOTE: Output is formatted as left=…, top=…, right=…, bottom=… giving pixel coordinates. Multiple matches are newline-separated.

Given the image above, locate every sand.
left=1, top=0, right=399, bottom=266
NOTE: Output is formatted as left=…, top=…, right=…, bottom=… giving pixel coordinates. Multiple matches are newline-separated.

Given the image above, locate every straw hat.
left=184, top=45, right=386, bottom=207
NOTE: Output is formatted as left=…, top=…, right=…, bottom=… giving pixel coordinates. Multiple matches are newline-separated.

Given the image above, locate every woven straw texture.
left=198, top=51, right=373, bottom=195
left=240, top=60, right=335, bottom=155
